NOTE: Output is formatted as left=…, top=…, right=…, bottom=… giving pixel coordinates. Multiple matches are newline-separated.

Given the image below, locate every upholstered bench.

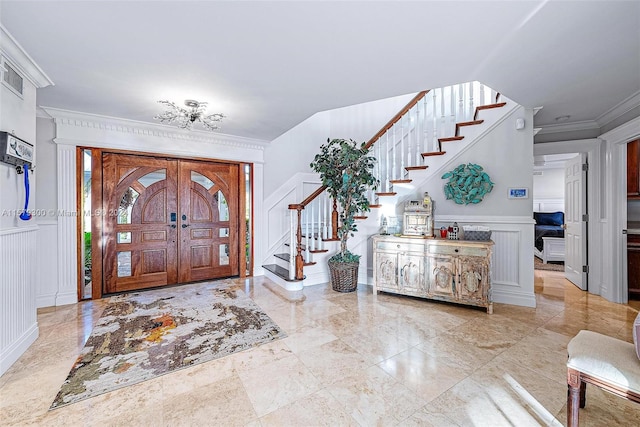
left=566, top=330, right=640, bottom=426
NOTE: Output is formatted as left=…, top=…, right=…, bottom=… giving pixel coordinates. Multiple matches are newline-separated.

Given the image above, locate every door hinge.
left=582, top=265, right=589, bottom=273
left=582, top=214, right=589, bottom=222
left=582, top=163, right=589, bottom=171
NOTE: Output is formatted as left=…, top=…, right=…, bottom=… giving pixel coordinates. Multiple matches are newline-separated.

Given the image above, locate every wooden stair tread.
left=421, top=151, right=446, bottom=158
left=369, top=204, right=382, bottom=208
left=438, top=136, right=464, bottom=143
left=262, top=264, right=303, bottom=282
left=354, top=216, right=368, bottom=220
left=322, top=238, right=340, bottom=242
left=309, top=249, right=329, bottom=253
left=456, top=120, right=484, bottom=127
left=375, top=192, right=397, bottom=196
left=405, top=165, right=428, bottom=171
left=303, top=261, right=316, bottom=266
left=390, top=179, right=412, bottom=184
left=474, top=102, right=507, bottom=120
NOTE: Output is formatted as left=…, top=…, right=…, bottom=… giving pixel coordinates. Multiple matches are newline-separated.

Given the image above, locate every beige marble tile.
left=163, top=374, right=257, bottom=426
left=378, top=346, right=469, bottom=403
left=426, top=377, right=558, bottom=427
left=3, top=274, right=640, bottom=426
left=297, top=339, right=371, bottom=386
left=281, top=324, right=338, bottom=354
left=325, top=365, right=427, bottom=426
left=237, top=354, right=322, bottom=417
left=259, top=388, right=357, bottom=426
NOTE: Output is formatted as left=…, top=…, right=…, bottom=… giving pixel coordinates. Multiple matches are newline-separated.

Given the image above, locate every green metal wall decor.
left=442, top=163, right=494, bottom=205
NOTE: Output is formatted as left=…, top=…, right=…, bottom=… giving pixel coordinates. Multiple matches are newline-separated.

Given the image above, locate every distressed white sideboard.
left=372, top=234, right=494, bottom=313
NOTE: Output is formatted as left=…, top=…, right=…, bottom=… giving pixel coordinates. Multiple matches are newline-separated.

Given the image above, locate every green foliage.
left=83, top=232, right=92, bottom=270
left=328, top=250, right=361, bottom=264
left=310, top=138, right=379, bottom=259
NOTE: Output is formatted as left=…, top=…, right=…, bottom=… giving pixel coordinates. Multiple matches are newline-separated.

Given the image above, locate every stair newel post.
left=323, top=193, right=328, bottom=241
left=289, top=208, right=295, bottom=280
left=480, top=83, right=486, bottom=106
left=291, top=205, right=304, bottom=280
left=331, top=198, right=338, bottom=241
left=309, top=202, right=315, bottom=252
left=414, top=103, right=420, bottom=166
left=424, top=93, right=431, bottom=155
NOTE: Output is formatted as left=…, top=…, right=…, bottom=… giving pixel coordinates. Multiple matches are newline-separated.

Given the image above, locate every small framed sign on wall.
left=508, top=188, right=528, bottom=199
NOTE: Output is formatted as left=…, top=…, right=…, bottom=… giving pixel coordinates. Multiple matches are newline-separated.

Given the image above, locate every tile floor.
left=1, top=270, right=639, bottom=426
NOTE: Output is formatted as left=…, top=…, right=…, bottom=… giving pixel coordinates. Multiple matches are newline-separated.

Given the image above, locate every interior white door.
left=565, top=153, right=587, bottom=289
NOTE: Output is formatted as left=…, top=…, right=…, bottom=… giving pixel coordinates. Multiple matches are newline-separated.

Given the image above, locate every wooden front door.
left=178, top=160, right=239, bottom=283
left=102, top=153, right=239, bottom=293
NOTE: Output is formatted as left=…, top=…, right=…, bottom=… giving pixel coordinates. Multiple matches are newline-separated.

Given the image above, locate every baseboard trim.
left=492, top=287, right=536, bottom=308
left=0, top=322, right=38, bottom=377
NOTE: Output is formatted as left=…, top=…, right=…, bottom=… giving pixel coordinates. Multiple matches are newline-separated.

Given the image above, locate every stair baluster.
left=276, top=83, right=506, bottom=281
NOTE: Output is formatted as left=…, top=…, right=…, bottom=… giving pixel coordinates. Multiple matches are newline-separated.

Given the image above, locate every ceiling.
left=1, top=1, right=639, bottom=142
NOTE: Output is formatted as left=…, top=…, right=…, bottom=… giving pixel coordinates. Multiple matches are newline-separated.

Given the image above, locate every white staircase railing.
left=285, top=81, right=501, bottom=280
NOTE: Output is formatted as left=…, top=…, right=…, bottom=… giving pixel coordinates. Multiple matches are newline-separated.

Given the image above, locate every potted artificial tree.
left=310, top=138, right=378, bottom=292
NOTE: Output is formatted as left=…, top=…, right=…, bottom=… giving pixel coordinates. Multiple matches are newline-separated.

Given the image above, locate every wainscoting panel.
left=0, top=226, right=39, bottom=376
left=491, top=230, right=520, bottom=287
left=36, top=221, right=59, bottom=307
left=436, top=215, right=536, bottom=308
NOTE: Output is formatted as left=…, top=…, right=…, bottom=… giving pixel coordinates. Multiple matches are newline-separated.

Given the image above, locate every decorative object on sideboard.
left=402, top=192, right=434, bottom=238
left=309, top=138, right=378, bottom=292
left=154, top=99, right=225, bottom=131
left=442, top=163, right=494, bottom=205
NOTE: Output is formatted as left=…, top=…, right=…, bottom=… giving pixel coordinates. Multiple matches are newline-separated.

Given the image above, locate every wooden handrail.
left=364, top=90, right=429, bottom=150
left=288, top=89, right=430, bottom=211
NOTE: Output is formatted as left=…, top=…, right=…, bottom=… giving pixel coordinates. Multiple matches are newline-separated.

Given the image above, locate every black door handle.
left=182, top=224, right=190, bottom=228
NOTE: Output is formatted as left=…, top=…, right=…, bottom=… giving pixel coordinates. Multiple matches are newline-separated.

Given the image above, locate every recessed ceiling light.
left=554, top=115, right=571, bottom=122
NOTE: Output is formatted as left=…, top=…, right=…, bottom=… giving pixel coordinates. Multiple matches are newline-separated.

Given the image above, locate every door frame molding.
left=45, top=107, right=266, bottom=306
left=534, top=139, right=603, bottom=297
left=81, top=147, right=252, bottom=299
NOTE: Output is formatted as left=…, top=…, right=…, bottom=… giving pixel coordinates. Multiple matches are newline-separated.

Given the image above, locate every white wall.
left=533, top=168, right=564, bottom=200
left=263, top=93, right=416, bottom=198
left=0, top=61, right=37, bottom=230
left=0, top=26, right=53, bottom=377
left=34, top=117, right=58, bottom=307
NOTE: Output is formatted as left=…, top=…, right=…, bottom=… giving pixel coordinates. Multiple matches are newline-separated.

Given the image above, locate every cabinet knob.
left=454, top=249, right=459, bottom=253
left=397, top=244, right=400, bottom=248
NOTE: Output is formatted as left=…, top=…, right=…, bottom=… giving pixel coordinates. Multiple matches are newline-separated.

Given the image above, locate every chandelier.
left=154, top=99, right=225, bottom=131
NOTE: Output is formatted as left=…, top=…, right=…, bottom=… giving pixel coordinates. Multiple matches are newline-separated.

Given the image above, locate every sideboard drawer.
left=428, top=244, right=488, bottom=258
left=376, top=241, right=425, bottom=253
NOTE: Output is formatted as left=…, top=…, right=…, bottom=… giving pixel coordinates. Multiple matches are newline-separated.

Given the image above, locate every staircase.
left=263, top=81, right=512, bottom=290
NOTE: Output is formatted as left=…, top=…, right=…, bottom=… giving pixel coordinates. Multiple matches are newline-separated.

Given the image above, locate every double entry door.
left=102, top=153, right=239, bottom=293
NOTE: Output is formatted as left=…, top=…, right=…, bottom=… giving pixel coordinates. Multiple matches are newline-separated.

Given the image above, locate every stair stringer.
left=295, top=96, right=521, bottom=288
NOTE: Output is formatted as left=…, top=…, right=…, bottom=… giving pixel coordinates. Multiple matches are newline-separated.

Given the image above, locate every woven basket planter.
left=328, top=261, right=359, bottom=293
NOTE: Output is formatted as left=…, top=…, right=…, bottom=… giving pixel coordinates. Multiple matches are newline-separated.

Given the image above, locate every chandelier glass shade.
left=154, top=100, right=225, bottom=131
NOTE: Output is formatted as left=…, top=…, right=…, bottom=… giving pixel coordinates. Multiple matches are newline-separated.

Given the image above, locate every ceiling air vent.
left=3, top=60, right=23, bottom=97
left=533, top=171, right=543, bottom=176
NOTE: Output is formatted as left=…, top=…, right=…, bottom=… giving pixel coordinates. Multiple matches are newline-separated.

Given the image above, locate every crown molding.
left=40, top=106, right=269, bottom=151
left=0, top=25, right=54, bottom=88
left=595, top=90, right=640, bottom=128
left=535, top=120, right=600, bottom=135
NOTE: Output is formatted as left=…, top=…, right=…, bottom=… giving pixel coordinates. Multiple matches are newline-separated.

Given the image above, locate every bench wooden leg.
left=567, top=368, right=582, bottom=427
left=580, top=381, right=586, bottom=408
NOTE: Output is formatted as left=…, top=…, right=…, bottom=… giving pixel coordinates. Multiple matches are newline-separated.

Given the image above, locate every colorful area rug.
left=534, top=256, right=564, bottom=272
left=50, top=282, right=286, bottom=409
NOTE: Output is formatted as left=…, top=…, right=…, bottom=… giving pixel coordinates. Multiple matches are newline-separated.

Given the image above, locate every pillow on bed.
left=634, top=312, right=640, bottom=360
left=534, top=211, right=564, bottom=226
